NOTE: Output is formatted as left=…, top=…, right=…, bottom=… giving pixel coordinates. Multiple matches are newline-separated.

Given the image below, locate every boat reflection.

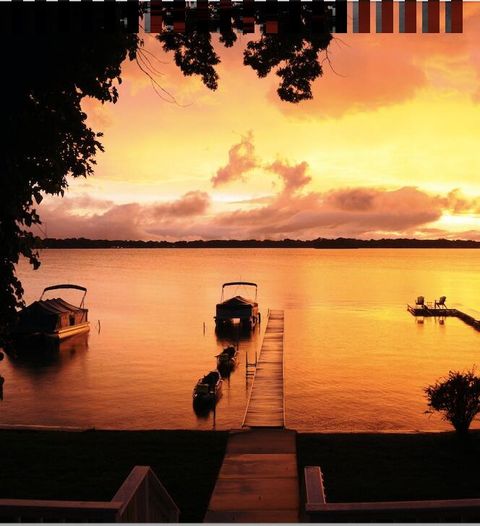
left=215, top=318, right=260, bottom=338
left=6, top=333, right=89, bottom=370
left=215, top=317, right=260, bottom=381
left=215, top=319, right=259, bottom=342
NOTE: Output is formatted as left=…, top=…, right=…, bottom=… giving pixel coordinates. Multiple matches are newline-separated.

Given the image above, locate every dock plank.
left=243, top=310, right=285, bottom=428
left=204, top=429, right=299, bottom=523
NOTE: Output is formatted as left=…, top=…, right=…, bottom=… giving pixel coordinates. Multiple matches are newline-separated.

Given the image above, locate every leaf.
left=34, top=190, right=43, bottom=205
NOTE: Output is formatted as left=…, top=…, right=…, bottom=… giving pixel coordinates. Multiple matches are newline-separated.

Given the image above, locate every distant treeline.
left=38, top=237, right=480, bottom=249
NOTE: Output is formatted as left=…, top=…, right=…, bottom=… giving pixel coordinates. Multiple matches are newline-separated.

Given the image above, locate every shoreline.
left=0, top=423, right=471, bottom=434
left=37, top=237, right=480, bottom=250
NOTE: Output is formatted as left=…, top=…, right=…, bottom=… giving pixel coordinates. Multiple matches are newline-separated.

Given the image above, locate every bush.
left=425, top=369, right=480, bottom=435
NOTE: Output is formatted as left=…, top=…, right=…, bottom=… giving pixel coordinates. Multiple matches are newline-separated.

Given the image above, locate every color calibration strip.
left=146, top=0, right=464, bottom=34
left=0, top=1, right=463, bottom=35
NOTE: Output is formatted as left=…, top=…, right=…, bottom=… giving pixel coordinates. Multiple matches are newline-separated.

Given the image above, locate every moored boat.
left=214, top=282, right=260, bottom=331
left=216, top=345, right=238, bottom=371
left=193, top=370, right=222, bottom=406
left=12, top=284, right=89, bottom=348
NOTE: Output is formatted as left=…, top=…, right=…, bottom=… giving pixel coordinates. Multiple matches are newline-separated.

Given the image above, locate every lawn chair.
left=416, top=296, right=426, bottom=308
left=434, top=296, right=447, bottom=309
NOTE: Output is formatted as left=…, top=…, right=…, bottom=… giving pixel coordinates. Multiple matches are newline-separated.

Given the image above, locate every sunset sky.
left=39, top=3, right=480, bottom=241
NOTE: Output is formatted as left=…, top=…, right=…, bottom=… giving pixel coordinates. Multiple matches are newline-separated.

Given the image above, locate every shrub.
left=425, top=369, right=480, bottom=435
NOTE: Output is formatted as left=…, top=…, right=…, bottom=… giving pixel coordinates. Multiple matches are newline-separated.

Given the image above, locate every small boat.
left=215, top=282, right=260, bottom=331
left=216, top=345, right=238, bottom=370
left=193, top=370, right=222, bottom=406
left=12, top=284, right=89, bottom=348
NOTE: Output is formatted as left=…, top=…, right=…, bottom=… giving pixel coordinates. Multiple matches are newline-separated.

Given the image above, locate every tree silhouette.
left=1, top=27, right=140, bottom=339
left=159, top=32, right=220, bottom=90
left=244, top=32, right=331, bottom=102
left=157, top=4, right=332, bottom=102
left=425, top=369, right=480, bottom=436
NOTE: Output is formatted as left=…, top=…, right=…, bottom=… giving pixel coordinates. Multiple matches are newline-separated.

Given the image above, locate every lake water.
left=2, top=248, right=480, bottom=432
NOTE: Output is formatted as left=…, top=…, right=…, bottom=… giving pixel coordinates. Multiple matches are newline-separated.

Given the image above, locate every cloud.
left=324, top=188, right=377, bottom=211
left=211, top=131, right=258, bottom=187
left=36, top=135, right=480, bottom=241
left=57, top=194, right=115, bottom=212
left=211, top=136, right=312, bottom=196
left=38, top=184, right=480, bottom=241
left=266, top=159, right=311, bottom=193
left=440, top=189, right=480, bottom=214
left=38, top=192, right=211, bottom=241
left=201, top=186, right=444, bottom=239
left=39, top=202, right=146, bottom=240
left=268, top=3, right=480, bottom=119
left=152, top=191, right=210, bottom=218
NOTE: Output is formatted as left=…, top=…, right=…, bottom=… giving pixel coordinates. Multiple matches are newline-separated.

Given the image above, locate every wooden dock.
left=204, top=428, right=299, bottom=523
left=242, top=309, right=285, bottom=428
left=204, top=310, right=298, bottom=523
left=407, top=305, right=480, bottom=331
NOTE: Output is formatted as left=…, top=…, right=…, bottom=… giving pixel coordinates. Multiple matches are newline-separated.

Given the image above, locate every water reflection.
left=215, top=320, right=261, bottom=345
left=6, top=333, right=89, bottom=374
left=192, top=321, right=260, bottom=425
left=215, top=322, right=260, bottom=379
left=193, top=400, right=219, bottom=430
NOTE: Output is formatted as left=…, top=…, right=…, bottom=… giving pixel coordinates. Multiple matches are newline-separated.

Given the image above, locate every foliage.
left=425, top=369, right=480, bottom=435
left=158, top=6, right=332, bottom=103
left=0, top=28, right=140, bottom=340
left=244, top=34, right=328, bottom=103
left=159, top=32, right=220, bottom=90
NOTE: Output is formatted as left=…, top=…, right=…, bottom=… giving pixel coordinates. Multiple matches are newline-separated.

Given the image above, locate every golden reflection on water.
left=3, top=248, right=480, bottom=432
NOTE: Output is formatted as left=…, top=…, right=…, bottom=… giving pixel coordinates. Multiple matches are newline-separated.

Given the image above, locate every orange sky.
left=40, top=3, right=480, bottom=240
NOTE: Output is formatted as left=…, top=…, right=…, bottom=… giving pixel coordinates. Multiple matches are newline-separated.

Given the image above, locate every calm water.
left=2, top=248, right=480, bottom=432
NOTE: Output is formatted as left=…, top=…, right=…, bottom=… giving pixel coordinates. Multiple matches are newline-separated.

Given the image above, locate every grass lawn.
left=297, top=431, right=480, bottom=504
left=0, top=429, right=228, bottom=523
left=3, top=429, right=480, bottom=523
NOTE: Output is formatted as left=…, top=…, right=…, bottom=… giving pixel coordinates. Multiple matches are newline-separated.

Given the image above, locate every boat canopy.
left=40, top=284, right=87, bottom=308
left=219, top=296, right=256, bottom=307
left=221, top=282, right=257, bottom=302
left=222, top=282, right=257, bottom=289
left=16, top=298, right=88, bottom=334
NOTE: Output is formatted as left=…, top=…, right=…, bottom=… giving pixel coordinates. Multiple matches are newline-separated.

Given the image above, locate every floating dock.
left=242, top=309, right=285, bottom=428
left=407, top=305, right=480, bottom=331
